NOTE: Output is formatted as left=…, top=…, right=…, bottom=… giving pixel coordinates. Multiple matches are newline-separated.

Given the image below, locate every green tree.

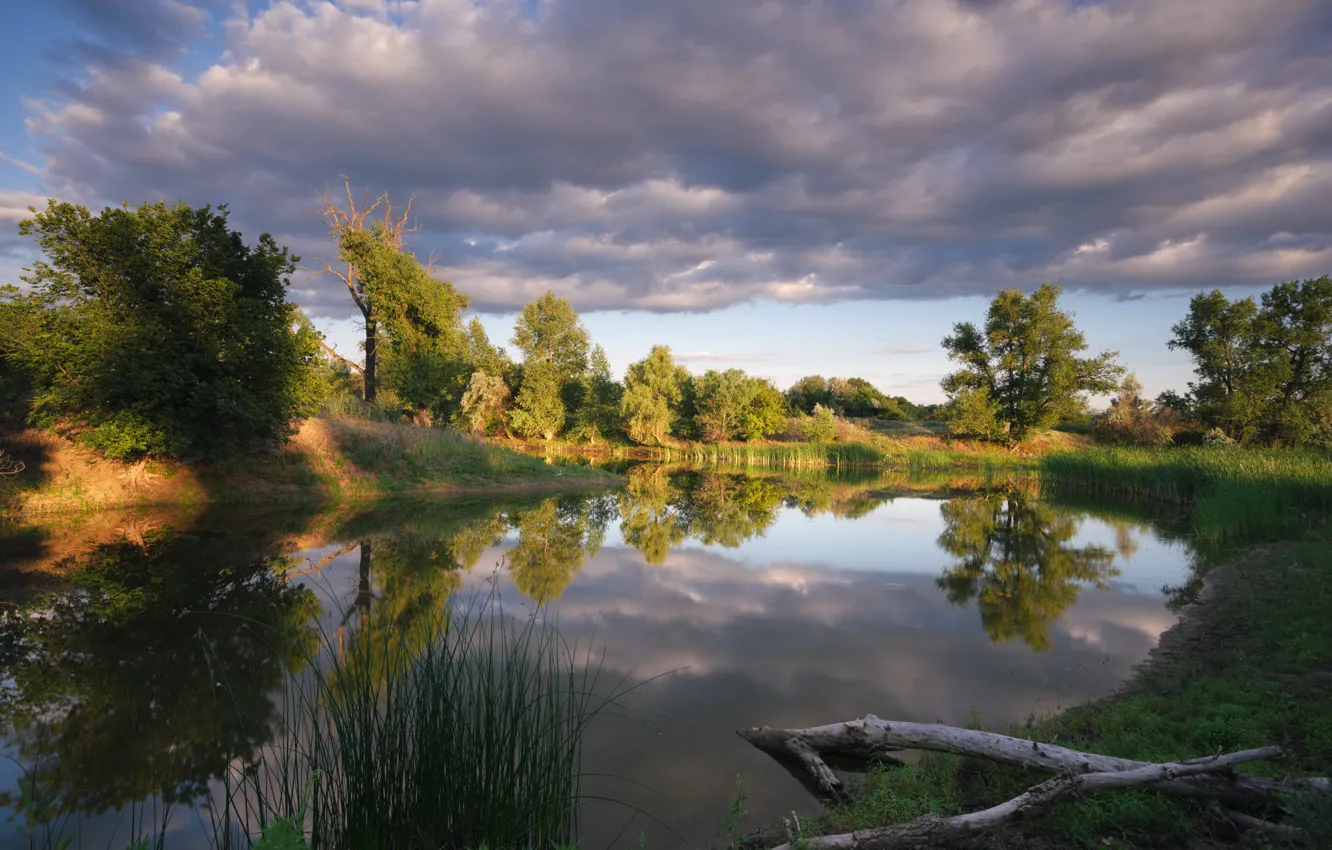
left=459, top=370, right=511, bottom=436
left=512, top=291, right=591, bottom=384
left=1167, top=289, right=1262, bottom=440
left=785, top=376, right=833, bottom=414
left=936, top=493, right=1119, bottom=651
left=739, top=379, right=788, bottom=440
left=1169, top=279, right=1332, bottom=445
left=694, top=369, right=760, bottom=441
left=336, top=225, right=471, bottom=422
left=509, top=361, right=565, bottom=440
left=510, top=291, right=592, bottom=439
left=941, top=283, right=1123, bottom=443
left=4, top=200, right=321, bottom=459
left=621, top=345, right=689, bottom=445
left=570, top=345, right=623, bottom=444
left=797, top=403, right=838, bottom=444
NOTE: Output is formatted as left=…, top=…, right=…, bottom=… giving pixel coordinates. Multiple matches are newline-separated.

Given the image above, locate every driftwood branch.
left=740, top=715, right=1330, bottom=808
left=317, top=339, right=365, bottom=374
left=769, top=748, right=1283, bottom=850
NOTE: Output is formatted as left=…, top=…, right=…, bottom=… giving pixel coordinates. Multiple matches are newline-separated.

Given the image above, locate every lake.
left=0, top=467, right=1198, bottom=848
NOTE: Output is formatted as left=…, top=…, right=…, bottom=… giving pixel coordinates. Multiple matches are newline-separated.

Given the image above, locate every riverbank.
left=499, top=420, right=1090, bottom=470
left=743, top=521, right=1332, bottom=848
left=0, top=417, right=617, bottom=517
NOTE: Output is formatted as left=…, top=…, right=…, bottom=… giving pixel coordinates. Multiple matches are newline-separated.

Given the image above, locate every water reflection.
left=0, top=535, right=319, bottom=821
left=935, top=492, right=1120, bottom=651
left=0, top=468, right=1195, bottom=849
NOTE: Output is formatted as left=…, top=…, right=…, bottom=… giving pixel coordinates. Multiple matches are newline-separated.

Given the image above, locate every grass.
left=212, top=588, right=631, bottom=849
left=807, top=523, right=1332, bottom=849
left=1042, top=445, right=1332, bottom=539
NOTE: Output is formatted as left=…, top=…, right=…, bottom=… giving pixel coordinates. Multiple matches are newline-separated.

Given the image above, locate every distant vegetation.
left=3, top=182, right=1331, bottom=475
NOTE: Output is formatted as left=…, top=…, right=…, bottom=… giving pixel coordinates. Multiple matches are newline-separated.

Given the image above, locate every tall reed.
left=215, top=587, right=624, bottom=849
left=1041, top=446, right=1332, bottom=538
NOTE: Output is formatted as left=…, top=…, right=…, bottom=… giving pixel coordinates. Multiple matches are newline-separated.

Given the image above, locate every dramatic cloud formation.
left=16, top=0, right=1332, bottom=318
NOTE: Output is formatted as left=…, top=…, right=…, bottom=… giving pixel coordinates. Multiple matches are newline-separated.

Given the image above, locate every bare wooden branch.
left=317, top=339, right=364, bottom=375
left=740, top=715, right=1330, bottom=808
left=770, top=748, right=1284, bottom=850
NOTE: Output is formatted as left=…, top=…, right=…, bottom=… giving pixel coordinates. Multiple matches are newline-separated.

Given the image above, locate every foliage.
left=692, top=370, right=789, bottom=442
left=339, top=227, right=472, bottom=422
left=941, top=283, right=1123, bottom=443
left=510, top=361, right=566, bottom=440
left=507, top=495, right=612, bottom=603
left=459, top=370, right=511, bottom=436
left=785, top=375, right=904, bottom=419
left=740, top=378, right=789, bottom=440
left=939, top=386, right=1006, bottom=441
left=2, top=200, right=322, bottom=460
left=569, top=346, right=622, bottom=444
left=1169, top=278, right=1332, bottom=446
left=511, top=290, right=591, bottom=385
left=621, top=345, right=689, bottom=445
left=797, top=404, right=838, bottom=444
left=1094, top=374, right=1181, bottom=446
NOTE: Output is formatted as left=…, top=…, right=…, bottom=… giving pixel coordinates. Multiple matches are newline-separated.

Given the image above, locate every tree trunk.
left=739, top=715, right=1330, bottom=809
left=768, top=748, right=1286, bottom=850
left=364, top=318, right=378, bottom=403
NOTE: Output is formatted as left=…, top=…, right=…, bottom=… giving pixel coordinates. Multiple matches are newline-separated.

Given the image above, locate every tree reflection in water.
left=936, top=492, right=1121, bottom=651
left=0, top=535, right=320, bottom=819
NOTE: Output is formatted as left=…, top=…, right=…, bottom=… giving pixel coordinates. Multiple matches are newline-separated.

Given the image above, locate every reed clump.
left=216, top=589, right=624, bottom=849
left=1041, top=446, right=1332, bottom=538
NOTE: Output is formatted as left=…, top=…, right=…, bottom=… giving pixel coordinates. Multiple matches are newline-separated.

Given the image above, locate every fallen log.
left=768, top=747, right=1283, bottom=850
left=739, top=714, right=1331, bottom=808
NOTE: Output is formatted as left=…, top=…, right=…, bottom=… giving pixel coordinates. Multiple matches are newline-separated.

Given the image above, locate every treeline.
left=937, top=279, right=1332, bottom=448
left=4, top=187, right=1328, bottom=462
left=0, top=193, right=922, bottom=461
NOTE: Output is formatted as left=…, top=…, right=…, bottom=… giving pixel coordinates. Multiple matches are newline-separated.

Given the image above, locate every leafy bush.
left=797, top=404, right=838, bottom=444
left=2, top=200, right=322, bottom=460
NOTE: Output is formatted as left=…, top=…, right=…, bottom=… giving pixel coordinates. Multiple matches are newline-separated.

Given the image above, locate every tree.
left=509, top=362, right=565, bottom=440
left=1095, top=374, right=1177, bottom=446
left=941, top=283, right=1123, bottom=443
left=739, top=379, right=788, bottom=440
left=570, top=346, right=622, bottom=444
left=511, top=291, right=591, bottom=384
left=317, top=177, right=419, bottom=404
left=621, top=346, right=689, bottom=445
left=1167, top=289, right=1262, bottom=440
left=786, top=375, right=833, bottom=414
left=694, top=369, right=759, bottom=441
left=1169, top=279, right=1332, bottom=445
left=510, top=291, right=592, bottom=440
left=798, top=403, right=838, bottom=443
left=4, top=200, right=322, bottom=459
left=459, top=371, right=511, bottom=436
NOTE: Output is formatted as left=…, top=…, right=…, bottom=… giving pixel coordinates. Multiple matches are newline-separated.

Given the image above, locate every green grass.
left=327, top=418, right=611, bottom=488
left=216, top=589, right=631, bottom=850
left=819, top=524, right=1332, bottom=849
left=1042, top=445, right=1332, bottom=539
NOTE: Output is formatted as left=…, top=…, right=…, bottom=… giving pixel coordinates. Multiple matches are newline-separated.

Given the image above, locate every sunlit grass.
left=1041, top=445, right=1332, bottom=538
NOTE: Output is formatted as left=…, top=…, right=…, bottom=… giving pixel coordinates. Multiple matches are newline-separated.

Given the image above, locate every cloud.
left=14, top=0, right=1332, bottom=317
left=871, top=342, right=933, bottom=356
left=674, top=351, right=774, bottom=364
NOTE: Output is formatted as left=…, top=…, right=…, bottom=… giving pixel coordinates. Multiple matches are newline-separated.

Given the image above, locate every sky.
left=2, top=0, right=1330, bottom=404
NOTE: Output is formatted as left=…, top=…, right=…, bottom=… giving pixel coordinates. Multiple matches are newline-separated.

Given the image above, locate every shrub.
left=798, top=404, right=838, bottom=444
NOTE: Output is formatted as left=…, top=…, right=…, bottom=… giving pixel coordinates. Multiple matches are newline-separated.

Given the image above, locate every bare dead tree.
left=314, top=174, right=418, bottom=403
left=0, top=448, right=23, bottom=476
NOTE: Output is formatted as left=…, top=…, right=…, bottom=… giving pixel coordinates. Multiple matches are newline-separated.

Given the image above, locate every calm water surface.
left=0, top=468, right=1197, bottom=848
